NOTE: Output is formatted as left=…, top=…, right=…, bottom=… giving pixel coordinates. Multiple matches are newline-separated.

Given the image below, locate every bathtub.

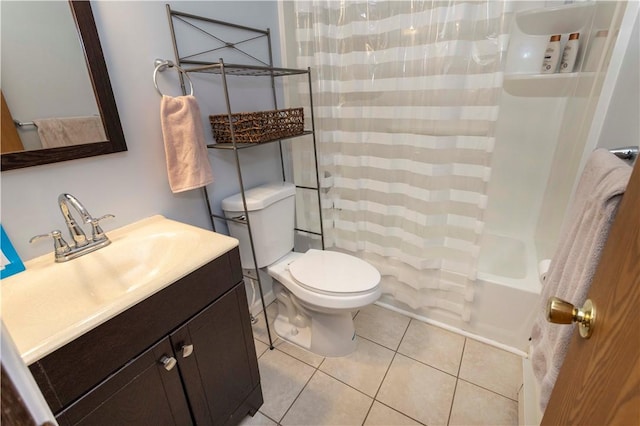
left=259, top=230, right=543, bottom=355
left=377, top=232, right=542, bottom=354
left=473, top=233, right=542, bottom=352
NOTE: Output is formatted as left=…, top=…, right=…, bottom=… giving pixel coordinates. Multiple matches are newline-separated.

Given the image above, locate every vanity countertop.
left=1, top=215, right=238, bottom=365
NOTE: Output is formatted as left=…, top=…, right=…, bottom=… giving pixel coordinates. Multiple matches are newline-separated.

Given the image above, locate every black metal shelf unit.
left=165, top=5, right=325, bottom=350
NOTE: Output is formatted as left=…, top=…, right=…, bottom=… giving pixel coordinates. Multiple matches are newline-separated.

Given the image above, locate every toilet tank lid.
left=222, top=182, right=296, bottom=212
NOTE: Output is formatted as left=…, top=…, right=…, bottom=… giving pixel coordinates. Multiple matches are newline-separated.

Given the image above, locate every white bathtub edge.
left=520, top=355, right=543, bottom=426
left=375, top=301, right=528, bottom=357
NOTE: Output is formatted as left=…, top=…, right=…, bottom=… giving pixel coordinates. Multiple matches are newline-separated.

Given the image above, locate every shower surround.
left=280, top=0, right=631, bottom=351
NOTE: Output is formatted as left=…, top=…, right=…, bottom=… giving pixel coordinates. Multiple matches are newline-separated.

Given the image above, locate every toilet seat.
left=289, top=249, right=380, bottom=296
left=268, top=250, right=381, bottom=311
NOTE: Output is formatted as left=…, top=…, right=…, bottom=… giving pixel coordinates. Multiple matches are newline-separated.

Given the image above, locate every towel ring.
left=153, top=59, right=194, bottom=97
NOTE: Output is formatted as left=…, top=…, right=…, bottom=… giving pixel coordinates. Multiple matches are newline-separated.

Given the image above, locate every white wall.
left=597, top=9, right=639, bottom=151
left=1, top=1, right=282, bottom=262
left=1, top=1, right=282, bottom=421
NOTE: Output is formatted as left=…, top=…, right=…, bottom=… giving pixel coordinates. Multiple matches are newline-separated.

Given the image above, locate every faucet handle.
left=90, top=214, right=115, bottom=242
left=30, top=230, right=71, bottom=256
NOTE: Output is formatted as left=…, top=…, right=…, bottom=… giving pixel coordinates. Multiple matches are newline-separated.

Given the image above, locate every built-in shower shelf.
left=504, top=2, right=617, bottom=84
left=503, top=72, right=597, bottom=97
left=514, top=2, right=596, bottom=36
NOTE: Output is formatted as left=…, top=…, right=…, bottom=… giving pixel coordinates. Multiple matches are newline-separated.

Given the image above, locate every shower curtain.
left=283, top=0, right=512, bottom=321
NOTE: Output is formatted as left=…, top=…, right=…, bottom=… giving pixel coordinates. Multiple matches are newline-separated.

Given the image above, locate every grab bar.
left=609, top=146, right=638, bottom=161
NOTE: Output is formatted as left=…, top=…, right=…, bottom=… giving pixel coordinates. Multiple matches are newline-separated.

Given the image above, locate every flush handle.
left=159, top=355, right=177, bottom=371
left=546, top=297, right=596, bottom=339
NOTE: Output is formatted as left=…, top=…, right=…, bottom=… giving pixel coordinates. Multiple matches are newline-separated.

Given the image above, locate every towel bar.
left=153, top=58, right=194, bottom=97
left=13, top=120, right=36, bottom=127
left=609, top=146, right=638, bottom=161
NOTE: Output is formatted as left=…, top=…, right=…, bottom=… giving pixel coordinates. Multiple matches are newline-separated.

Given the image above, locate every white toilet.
left=222, top=182, right=380, bottom=357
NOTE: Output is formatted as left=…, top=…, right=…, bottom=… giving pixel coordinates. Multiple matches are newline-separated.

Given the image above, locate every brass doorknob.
left=546, top=297, right=596, bottom=339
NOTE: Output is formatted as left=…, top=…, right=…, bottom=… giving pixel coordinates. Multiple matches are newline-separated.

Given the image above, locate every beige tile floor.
left=242, top=303, right=522, bottom=426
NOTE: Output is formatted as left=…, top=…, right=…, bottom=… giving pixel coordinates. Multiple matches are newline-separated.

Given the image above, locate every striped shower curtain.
left=284, top=1, right=512, bottom=321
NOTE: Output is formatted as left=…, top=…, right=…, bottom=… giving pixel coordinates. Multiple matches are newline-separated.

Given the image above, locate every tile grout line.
left=359, top=317, right=413, bottom=425
left=357, top=317, right=467, bottom=380
left=356, top=385, right=375, bottom=425
left=447, top=378, right=461, bottom=426
left=256, top=334, right=471, bottom=426
left=315, top=366, right=374, bottom=399
left=395, top=350, right=464, bottom=381
left=455, top=337, right=520, bottom=402
left=277, top=367, right=320, bottom=425
left=457, top=338, right=467, bottom=378
left=275, top=344, right=326, bottom=370
left=446, top=337, right=467, bottom=426
left=372, top=317, right=412, bottom=400
left=294, top=363, right=387, bottom=425
left=257, top=411, right=280, bottom=425
left=369, top=400, right=427, bottom=426
left=255, top=306, right=518, bottom=425
left=456, top=377, right=519, bottom=403
left=253, top=332, right=321, bottom=425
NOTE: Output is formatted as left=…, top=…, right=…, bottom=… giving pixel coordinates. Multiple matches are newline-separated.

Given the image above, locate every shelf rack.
left=165, top=6, right=325, bottom=349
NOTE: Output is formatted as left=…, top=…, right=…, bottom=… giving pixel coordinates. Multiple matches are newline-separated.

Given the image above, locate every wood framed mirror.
left=1, top=1, right=127, bottom=171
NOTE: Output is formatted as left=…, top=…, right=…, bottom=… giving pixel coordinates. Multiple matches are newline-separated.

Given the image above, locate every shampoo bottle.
left=560, top=33, right=580, bottom=73
left=541, top=34, right=562, bottom=74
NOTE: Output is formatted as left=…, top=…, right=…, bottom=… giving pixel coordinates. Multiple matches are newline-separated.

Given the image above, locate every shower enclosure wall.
left=280, top=0, right=637, bottom=353
left=465, top=1, right=634, bottom=351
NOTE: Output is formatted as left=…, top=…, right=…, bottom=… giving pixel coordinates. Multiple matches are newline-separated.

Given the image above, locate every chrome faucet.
left=30, top=193, right=114, bottom=262
left=59, top=193, right=93, bottom=248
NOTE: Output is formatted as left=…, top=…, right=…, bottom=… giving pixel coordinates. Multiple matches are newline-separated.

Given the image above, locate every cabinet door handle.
left=182, top=344, right=194, bottom=358
left=159, top=355, right=177, bottom=371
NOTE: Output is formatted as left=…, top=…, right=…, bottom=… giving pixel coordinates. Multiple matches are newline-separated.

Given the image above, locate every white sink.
left=1, top=215, right=238, bottom=364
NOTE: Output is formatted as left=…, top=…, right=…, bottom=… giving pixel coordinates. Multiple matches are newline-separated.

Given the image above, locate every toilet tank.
left=222, top=182, right=296, bottom=269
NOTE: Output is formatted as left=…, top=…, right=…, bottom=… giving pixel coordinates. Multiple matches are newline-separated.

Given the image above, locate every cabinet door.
left=56, top=337, right=192, bottom=426
left=171, top=283, right=262, bottom=425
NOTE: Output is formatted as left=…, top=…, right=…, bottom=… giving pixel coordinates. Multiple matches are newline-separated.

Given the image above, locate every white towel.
left=33, top=116, right=106, bottom=148
left=530, top=149, right=631, bottom=411
left=160, top=95, right=213, bottom=193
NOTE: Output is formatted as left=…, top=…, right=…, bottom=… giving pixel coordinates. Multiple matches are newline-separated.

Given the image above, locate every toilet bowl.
left=222, top=182, right=381, bottom=357
left=267, top=250, right=380, bottom=356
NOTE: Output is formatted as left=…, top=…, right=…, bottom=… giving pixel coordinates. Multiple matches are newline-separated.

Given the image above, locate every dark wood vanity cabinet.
left=55, top=337, right=192, bottom=425
left=171, top=285, right=262, bottom=425
left=29, top=248, right=263, bottom=425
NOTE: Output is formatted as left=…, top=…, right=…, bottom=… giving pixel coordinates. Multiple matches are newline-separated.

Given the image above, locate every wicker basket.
left=209, top=108, right=304, bottom=144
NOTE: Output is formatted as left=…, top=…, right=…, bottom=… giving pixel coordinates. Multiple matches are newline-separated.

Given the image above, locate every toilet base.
left=273, top=309, right=357, bottom=357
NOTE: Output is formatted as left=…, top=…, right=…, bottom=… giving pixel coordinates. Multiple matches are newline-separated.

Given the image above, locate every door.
left=55, top=337, right=191, bottom=426
left=542, top=159, right=640, bottom=424
left=1, top=91, right=25, bottom=154
left=170, top=283, right=261, bottom=425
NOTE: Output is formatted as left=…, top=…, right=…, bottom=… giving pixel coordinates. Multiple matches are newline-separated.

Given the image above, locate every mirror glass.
left=2, top=1, right=102, bottom=152
left=1, top=1, right=126, bottom=171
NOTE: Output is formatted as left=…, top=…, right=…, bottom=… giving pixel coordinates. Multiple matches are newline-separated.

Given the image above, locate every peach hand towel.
left=160, top=95, right=213, bottom=193
left=530, top=149, right=631, bottom=412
